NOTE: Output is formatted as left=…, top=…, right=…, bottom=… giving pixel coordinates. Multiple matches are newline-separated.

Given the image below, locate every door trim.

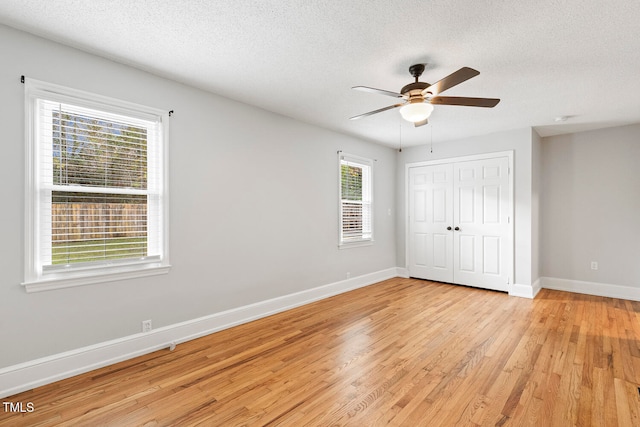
left=405, top=150, right=514, bottom=291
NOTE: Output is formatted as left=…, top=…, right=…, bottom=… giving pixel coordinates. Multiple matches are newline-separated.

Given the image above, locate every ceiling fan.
left=350, top=64, right=500, bottom=127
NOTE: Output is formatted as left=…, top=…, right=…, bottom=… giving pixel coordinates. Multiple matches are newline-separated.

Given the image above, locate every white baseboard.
left=396, top=267, right=410, bottom=278
left=399, top=269, right=537, bottom=298
left=509, top=280, right=540, bottom=299
left=0, top=268, right=398, bottom=399
left=532, top=278, right=542, bottom=297
left=540, top=277, right=640, bottom=301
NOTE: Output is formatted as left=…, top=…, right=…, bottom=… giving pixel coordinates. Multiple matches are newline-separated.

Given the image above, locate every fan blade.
left=414, top=118, right=429, bottom=127
left=421, top=67, right=480, bottom=96
left=430, top=96, right=500, bottom=108
left=353, top=86, right=405, bottom=98
left=349, top=103, right=405, bottom=120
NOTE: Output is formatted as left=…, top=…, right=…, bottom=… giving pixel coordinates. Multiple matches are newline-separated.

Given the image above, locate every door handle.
left=454, top=226, right=460, bottom=231
left=447, top=226, right=452, bottom=231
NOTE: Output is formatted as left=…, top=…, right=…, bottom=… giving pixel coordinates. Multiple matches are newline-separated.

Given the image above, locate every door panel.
left=482, top=236, right=501, bottom=275
left=414, top=233, right=428, bottom=267
left=433, top=188, right=447, bottom=222
left=408, top=164, right=454, bottom=283
left=483, top=186, right=501, bottom=223
left=458, top=234, right=475, bottom=272
left=453, top=157, right=510, bottom=291
left=415, top=190, right=426, bottom=222
left=458, top=186, right=475, bottom=223
left=433, top=234, right=449, bottom=268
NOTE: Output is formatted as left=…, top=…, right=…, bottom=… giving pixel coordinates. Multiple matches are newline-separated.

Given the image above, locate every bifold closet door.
left=453, top=157, right=510, bottom=291
left=408, top=163, right=454, bottom=283
left=408, top=156, right=510, bottom=292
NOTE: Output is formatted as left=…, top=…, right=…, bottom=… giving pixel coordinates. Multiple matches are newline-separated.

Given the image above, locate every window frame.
left=22, top=78, right=170, bottom=292
left=338, top=152, right=373, bottom=248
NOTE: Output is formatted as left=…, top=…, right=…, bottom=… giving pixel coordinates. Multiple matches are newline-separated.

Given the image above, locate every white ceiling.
left=1, top=0, right=639, bottom=147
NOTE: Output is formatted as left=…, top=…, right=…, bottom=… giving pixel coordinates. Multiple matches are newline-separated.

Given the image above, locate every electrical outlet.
left=142, top=319, right=152, bottom=333
left=590, top=261, right=598, bottom=270
left=346, top=272, right=351, bottom=279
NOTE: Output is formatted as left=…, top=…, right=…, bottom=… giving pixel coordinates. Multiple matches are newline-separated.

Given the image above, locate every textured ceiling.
left=1, top=0, right=639, bottom=147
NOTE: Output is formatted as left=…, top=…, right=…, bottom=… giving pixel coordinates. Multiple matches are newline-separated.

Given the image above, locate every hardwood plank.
left=1, top=280, right=639, bottom=426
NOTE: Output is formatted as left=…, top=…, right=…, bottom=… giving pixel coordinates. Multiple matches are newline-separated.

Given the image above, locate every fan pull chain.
left=430, top=124, right=433, bottom=153
left=398, top=118, right=403, bottom=152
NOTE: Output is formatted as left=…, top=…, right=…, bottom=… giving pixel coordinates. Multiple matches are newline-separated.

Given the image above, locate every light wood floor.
left=2, top=278, right=640, bottom=426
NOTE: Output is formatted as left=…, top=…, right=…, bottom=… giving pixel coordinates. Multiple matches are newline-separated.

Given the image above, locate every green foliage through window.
left=341, top=164, right=363, bottom=201
left=52, top=110, right=147, bottom=191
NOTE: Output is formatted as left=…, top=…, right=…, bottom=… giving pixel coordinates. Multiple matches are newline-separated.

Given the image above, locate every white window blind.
left=24, top=79, right=169, bottom=291
left=339, top=153, right=372, bottom=245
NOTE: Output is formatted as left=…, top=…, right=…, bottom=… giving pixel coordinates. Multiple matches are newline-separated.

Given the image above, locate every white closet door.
left=453, top=157, right=510, bottom=291
left=408, top=164, right=454, bottom=283
left=407, top=155, right=511, bottom=292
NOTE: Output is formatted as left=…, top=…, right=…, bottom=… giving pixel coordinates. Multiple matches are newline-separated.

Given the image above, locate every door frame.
left=405, top=150, right=515, bottom=291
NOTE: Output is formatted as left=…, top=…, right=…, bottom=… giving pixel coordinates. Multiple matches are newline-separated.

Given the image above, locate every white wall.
left=0, top=24, right=397, bottom=370
left=531, top=129, right=542, bottom=285
left=395, top=127, right=537, bottom=293
left=541, top=124, right=640, bottom=291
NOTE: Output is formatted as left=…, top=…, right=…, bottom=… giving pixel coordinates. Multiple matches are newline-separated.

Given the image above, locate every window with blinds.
left=23, top=79, right=169, bottom=291
left=339, top=154, right=372, bottom=245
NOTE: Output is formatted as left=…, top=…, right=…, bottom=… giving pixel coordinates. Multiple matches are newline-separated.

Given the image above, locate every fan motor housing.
left=401, top=81, right=430, bottom=96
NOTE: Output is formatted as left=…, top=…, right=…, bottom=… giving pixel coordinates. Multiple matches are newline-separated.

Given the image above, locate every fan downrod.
left=402, top=64, right=430, bottom=94
left=408, top=64, right=425, bottom=81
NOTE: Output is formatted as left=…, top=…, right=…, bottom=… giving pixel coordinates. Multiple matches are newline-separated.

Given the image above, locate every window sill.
left=22, top=263, right=171, bottom=293
left=339, top=240, right=374, bottom=249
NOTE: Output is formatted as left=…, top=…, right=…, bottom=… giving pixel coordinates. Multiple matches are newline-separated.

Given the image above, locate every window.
left=339, top=153, right=373, bottom=246
left=23, top=79, right=169, bottom=292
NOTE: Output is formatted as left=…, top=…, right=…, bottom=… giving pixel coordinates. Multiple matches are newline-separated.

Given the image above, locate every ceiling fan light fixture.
left=350, top=65, right=499, bottom=123
left=399, top=102, right=434, bottom=123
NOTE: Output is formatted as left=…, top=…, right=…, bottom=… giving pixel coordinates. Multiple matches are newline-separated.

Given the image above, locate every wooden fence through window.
left=51, top=203, right=147, bottom=241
